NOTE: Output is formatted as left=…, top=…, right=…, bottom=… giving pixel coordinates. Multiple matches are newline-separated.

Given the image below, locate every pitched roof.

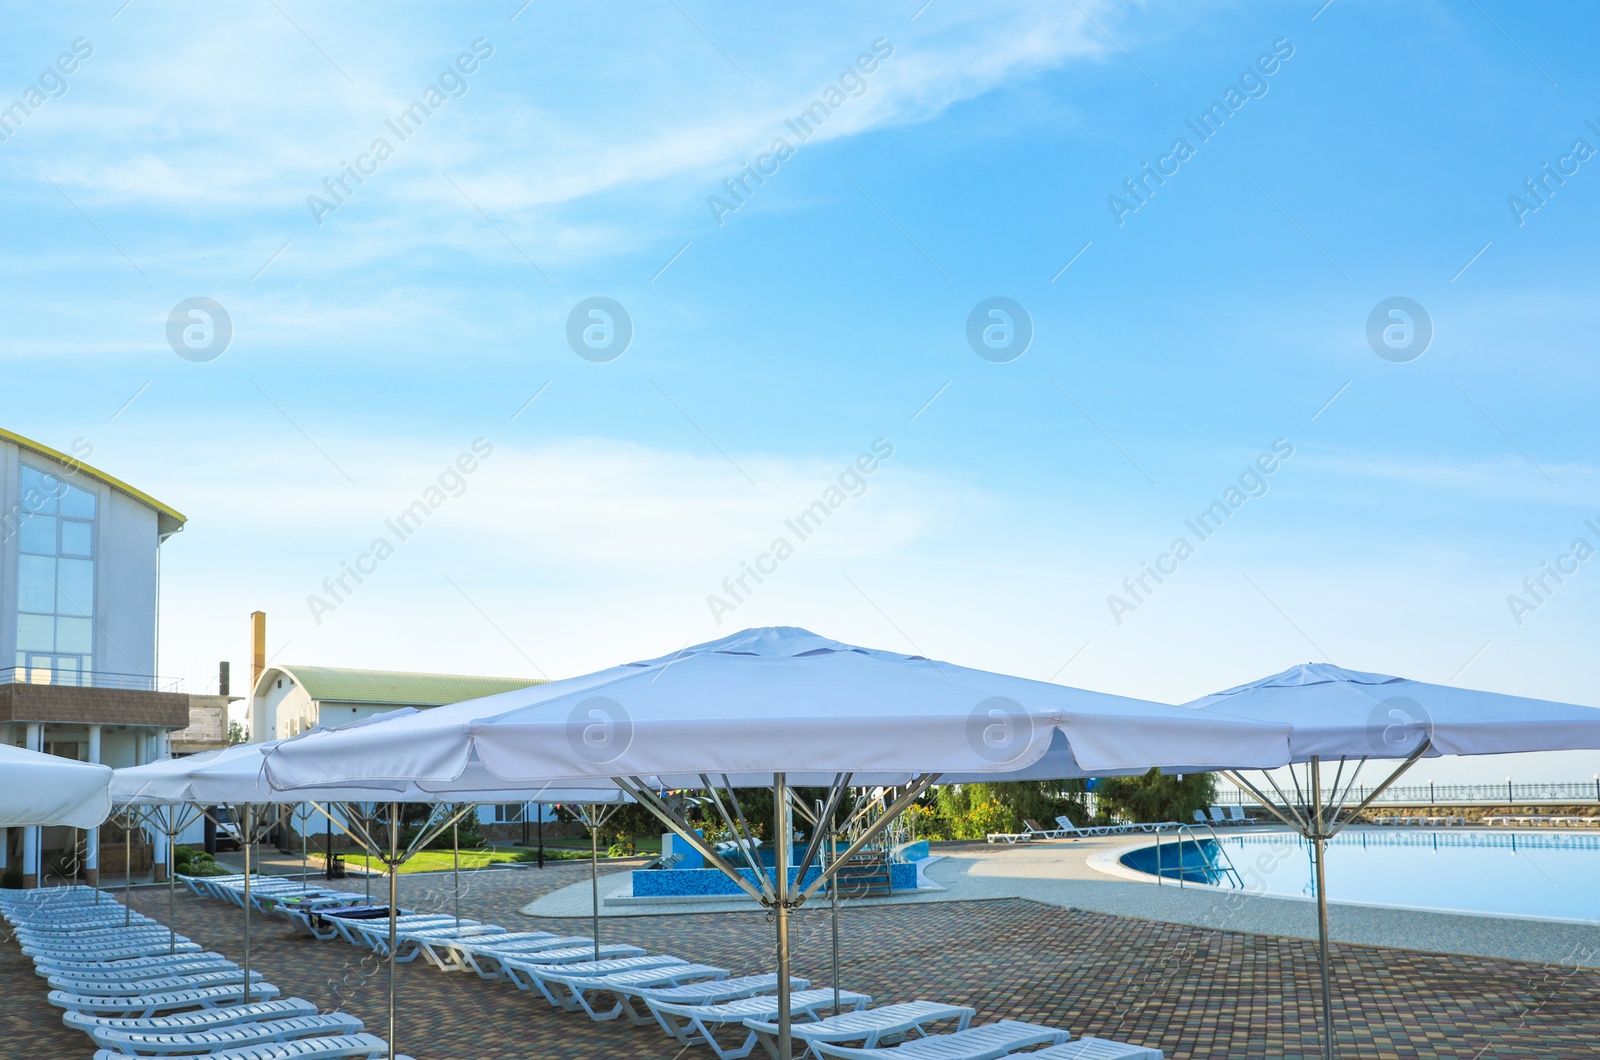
left=0, top=427, right=187, bottom=538
left=275, top=665, right=543, bottom=707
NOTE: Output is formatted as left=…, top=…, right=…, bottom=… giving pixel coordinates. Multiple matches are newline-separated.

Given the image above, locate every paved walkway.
left=529, top=831, right=1600, bottom=968
left=5, top=841, right=1600, bottom=1058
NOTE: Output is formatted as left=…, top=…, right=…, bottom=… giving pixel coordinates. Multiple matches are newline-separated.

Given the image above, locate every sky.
left=2, top=0, right=1597, bottom=784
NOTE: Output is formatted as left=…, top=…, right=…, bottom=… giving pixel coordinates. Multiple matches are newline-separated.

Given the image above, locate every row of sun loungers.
left=0, top=885, right=407, bottom=1059
left=170, top=867, right=1165, bottom=1059
left=987, top=815, right=1183, bottom=844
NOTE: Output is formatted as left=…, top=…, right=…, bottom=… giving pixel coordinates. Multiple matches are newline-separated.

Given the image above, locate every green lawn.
left=339, top=845, right=644, bottom=875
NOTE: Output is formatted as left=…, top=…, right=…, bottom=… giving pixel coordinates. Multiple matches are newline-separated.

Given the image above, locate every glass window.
left=18, top=555, right=56, bottom=613
left=55, top=617, right=93, bottom=654
left=58, top=482, right=95, bottom=519
left=19, top=466, right=58, bottom=515
left=55, top=558, right=94, bottom=617
left=59, top=519, right=93, bottom=557
left=18, top=513, right=55, bottom=555
left=15, top=465, right=96, bottom=683
left=16, top=614, right=53, bottom=651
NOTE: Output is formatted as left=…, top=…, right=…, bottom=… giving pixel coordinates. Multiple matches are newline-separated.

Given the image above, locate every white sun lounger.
left=634, top=974, right=808, bottom=1030
left=648, top=988, right=873, bottom=1060
left=502, top=953, right=680, bottom=1000
left=1027, top=1038, right=1163, bottom=1058
left=65, top=997, right=319, bottom=1037
left=1227, top=806, right=1256, bottom=825
left=40, top=955, right=238, bottom=983
left=91, top=1032, right=407, bottom=1060
left=344, top=917, right=488, bottom=957
left=388, top=924, right=507, bottom=964
left=746, top=1000, right=975, bottom=1060
left=28, top=940, right=203, bottom=962
left=425, top=931, right=567, bottom=976
left=810, top=1018, right=1068, bottom=1059
left=50, top=981, right=282, bottom=1017
left=48, top=968, right=265, bottom=997
left=331, top=914, right=458, bottom=949
left=531, top=959, right=724, bottom=1018
left=89, top=1013, right=366, bottom=1056
left=496, top=943, right=648, bottom=978
left=34, top=952, right=233, bottom=978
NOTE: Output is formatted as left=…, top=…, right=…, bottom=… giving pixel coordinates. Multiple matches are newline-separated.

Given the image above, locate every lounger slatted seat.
left=40, top=955, right=237, bottom=982
left=635, top=974, right=808, bottom=1029
left=50, top=982, right=281, bottom=1017
left=28, top=941, right=203, bottom=962
left=1027, top=1037, right=1163, bottom=1059
left=495, top=943, right=647, bottom=974
left=48, top=968, right=264, bottom=996
left=746, top=1000, right=975, bottom=1060
left=91, top=1032, right=408, bottom=1060
left=810, top=1018, right=1068, bottom=1059
left=64, top=998, right=319, bottom=1037
left=502, top=953, right=682, bottom=1001
left=648, top=988, right=872, bottom=1060
left=35, top=952, right=232, bottom=978
left=535, top=961, right=725, bottom=1019
left=437, top=934, right=589, bottom=979
left=388, top=924, right=506, bottom=964
left=89, top=1013, right=366, bottom=1055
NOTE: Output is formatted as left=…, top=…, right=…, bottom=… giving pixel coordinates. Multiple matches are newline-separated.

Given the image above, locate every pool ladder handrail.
left=1154, top=822, right=1245, bottom=889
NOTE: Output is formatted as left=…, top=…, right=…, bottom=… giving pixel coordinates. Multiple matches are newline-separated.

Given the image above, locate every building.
left=247, top=660, right=555, bottom=849
left=249, top=664, right=543, bottom=739
left=0, top=428, right=192, bottom=886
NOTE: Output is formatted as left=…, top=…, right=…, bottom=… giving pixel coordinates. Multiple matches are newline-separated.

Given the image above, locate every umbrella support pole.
left=1311, top=758, right=1334, bottom=1060
left=123, top=815, right=132, bottom=926
left=774, top=773, right=791, bottom=1060
left=241, top=804, right=252, bottom=1005
left=387, top=802, right=399, bottom=1060
left=453, top=820, right=460, bottom=930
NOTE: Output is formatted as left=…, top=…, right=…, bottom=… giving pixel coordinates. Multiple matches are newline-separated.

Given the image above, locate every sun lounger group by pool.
left=987, top=815, right=1183, bottom=844
left=24, top=868, right=1164, bottom=1060
left=0, top=885, right=409, bottom=1059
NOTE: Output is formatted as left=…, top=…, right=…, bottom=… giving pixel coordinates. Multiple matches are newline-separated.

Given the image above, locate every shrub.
left=178, top=861, right=231, bottom=877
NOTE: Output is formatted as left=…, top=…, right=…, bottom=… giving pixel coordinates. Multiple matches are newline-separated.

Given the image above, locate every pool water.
left=1121, top=830, right=1600, bottom=923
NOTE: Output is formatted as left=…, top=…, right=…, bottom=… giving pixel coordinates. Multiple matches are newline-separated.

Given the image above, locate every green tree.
left=1093, top=770, right=1215, bottom=823
left=227, top=720, right=249, bottom=745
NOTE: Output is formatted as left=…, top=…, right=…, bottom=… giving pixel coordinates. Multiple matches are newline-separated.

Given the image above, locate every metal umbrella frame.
left=614, top=771, right=937, bottom=1059
left=1224, top=741, right=1430, bottom=1060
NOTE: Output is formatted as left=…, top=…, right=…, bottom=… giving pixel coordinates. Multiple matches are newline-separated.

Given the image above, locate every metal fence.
left=1215, top=780, right=1600, bottom=806
left=0, top=667, right=183, bottom=693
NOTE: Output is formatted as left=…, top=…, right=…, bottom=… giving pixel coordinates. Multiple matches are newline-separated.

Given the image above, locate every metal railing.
left=1152, top=821, right=1244, bottom=889
left=0, top=666, right=183, bottom=693
left=1215, top=780, right=1600, bottom=806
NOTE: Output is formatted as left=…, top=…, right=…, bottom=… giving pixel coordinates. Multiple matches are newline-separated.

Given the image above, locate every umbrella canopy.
left=263, top=626, right=1294, bottom=793
left=114, top=726, right=628, bottom=806
left=0, top=743, right=112, bottom=828
left=1184, top=662, right=1600, bottom=760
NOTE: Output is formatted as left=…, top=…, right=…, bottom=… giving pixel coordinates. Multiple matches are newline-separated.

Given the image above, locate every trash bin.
left=326, top=853, right=346, bottom=880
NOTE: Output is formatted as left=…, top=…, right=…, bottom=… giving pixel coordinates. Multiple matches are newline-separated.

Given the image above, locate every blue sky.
left=3, top=1, right=1597, bottom=782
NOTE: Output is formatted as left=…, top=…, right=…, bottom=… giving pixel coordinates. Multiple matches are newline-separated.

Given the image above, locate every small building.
left=250, top=664, right=543, bottom=739
left=0, top=428, right=191, bottom=886
left=248, top=664, right=557, bottom=849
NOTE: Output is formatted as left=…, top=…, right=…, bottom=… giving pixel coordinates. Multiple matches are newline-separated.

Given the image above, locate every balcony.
left=0, top=668, right=190, bottom=728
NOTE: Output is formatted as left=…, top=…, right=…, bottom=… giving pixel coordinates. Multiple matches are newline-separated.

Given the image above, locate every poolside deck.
left=4, top=854, right=1599, bottom=1058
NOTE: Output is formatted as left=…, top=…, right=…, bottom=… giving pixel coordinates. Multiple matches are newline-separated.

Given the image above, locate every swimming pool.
left=1119, top=829, right=1600, bottom=923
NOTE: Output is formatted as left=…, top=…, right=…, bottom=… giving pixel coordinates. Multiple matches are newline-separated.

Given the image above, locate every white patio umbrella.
left=1184, top=662, right=1600, bottom=1060
left=266, top=626, right=1296, bottom=1056
left=0, top=744, right=112, bottom=903
left=0, top=743, right=112, bottom=828
left=115, top=729, right=624, bottom=1060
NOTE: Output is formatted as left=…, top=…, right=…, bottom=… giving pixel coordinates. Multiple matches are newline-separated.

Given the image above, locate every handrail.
left=1169, top=822, right=1244, bottom=889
